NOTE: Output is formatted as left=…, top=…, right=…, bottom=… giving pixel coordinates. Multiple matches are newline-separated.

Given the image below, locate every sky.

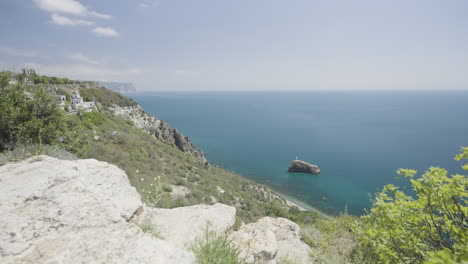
left=0, top=0, right=467, bottom=91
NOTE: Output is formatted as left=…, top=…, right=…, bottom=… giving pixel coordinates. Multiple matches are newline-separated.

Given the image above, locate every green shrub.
left=33, top=75, right=75, bottom=85
left=192, top=227, right=242, bottom=264
left=56, top=88, right=71, bottom=100
left=80, top=111, right=107, bottom=128
left=355, top=147, right=468, bottom=264
left=0, top=144, right=77, bottom=165
left=0, top=83, right=63, bottom=151
left=301, top=214, right=358, bottom=264
left=173, top=197, right=186, bottom=207
left=175, top=178, right=186, bottom=186
left=162, top=184, right=173, bottom=192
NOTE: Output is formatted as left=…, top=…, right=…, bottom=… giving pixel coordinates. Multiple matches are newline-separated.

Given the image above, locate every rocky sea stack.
left=288, top=160, right=320, bottom=175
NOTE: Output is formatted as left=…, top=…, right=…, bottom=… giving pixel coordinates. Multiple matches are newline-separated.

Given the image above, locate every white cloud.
left=92, top=27, right=120, bottom=37
left=51, top=14, right=94, bottom=26
left=89, top=11, right=112, bottom=20
left=70, top=53, right=99, bottom=65
left=138, top=0, right=158, bottom=8
left=33, top=0, right=117, bottom=37
left=33, top=0, right=113, bottom=23
left=0, top=46, right=41, bottom=58
left=33, top=0, right=86, bottom=16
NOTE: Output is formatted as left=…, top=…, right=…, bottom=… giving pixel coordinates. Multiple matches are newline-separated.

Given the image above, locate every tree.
left=355, top=147, right=468, bottom=263
left=0, top=73, right=64, bottom=151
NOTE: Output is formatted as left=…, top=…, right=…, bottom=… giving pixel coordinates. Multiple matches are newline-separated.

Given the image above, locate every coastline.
left=275, top=190, right=331, bottom=218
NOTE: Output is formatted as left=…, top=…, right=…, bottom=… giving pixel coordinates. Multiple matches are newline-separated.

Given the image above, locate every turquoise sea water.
left=130, top=91, right=468, bottom=216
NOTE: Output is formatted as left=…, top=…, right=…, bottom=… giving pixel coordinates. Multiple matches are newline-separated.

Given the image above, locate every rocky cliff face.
left=0, top=156, right=313, bottom=264
left=109, top=105, right=207, bottom=163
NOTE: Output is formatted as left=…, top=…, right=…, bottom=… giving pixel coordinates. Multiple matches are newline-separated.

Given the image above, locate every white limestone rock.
left=0, top=156, right=195, bottom=264
left=230, top=217, right=312, bottom=264
left=136, top=203, right=236, bottom=249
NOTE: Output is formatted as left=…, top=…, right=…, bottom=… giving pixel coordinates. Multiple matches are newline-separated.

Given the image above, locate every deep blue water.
left=130, top=91, right=468, bottom=216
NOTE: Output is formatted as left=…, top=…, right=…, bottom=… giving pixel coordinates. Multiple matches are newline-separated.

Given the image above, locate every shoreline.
left=275, top=190, right=331, bottom=218
left=211, top=164, right=332, bottom=218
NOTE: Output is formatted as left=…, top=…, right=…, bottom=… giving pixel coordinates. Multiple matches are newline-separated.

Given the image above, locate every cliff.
left=0, top=156, right=312, bottom=264
left=109, top=105, right=207, bottom=163
left=0, top=79, right=310, bottom=221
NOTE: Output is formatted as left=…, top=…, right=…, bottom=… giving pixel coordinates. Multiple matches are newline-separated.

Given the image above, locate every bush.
left=192, top=227, right=242, bottom=264
left=56, top=88, right=71, bottom=100
left=33, top=75, right=75, bottom=85
left=0, top=81, right=64, bottom=151
left=162, top=184, right=173, bottom=192
left=80, top=111, right=107, bottom=128
left=300, top=214, right=358, bottom=264
left=355, top=147, right=468, bottom=264
left=0, top=144, right=77, bottom=165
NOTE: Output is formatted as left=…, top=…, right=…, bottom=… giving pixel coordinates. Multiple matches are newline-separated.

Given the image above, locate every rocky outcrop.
left=110, top=105, right=207, bottom=163
left=0, top=156, right=195, bottom=264
left=288, top=160, right=320, bottom=175
left=230, top=217, right=312, bottom=264
left=135, top=203, right=236, bottom=249
left=0, top=156, right=314, bottom=264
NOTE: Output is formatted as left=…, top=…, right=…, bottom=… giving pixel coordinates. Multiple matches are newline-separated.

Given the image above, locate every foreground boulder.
left=288, top=160, right=320, bottom=175
left=230, top=217, right=312, bottom=264
left=0, top=156, right=195, bottom=264
left=135, top=203, right=236, bottom=249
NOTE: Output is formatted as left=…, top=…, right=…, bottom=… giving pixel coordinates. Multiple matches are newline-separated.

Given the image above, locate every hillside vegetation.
left=1, top=71, right=466, bottom=264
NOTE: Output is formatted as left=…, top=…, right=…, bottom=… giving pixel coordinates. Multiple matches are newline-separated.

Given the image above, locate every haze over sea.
left=131, top=91, right=468, bottom=216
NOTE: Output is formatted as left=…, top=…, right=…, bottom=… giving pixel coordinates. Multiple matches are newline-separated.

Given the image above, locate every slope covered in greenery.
left=1, top=71, right=466, bottom=263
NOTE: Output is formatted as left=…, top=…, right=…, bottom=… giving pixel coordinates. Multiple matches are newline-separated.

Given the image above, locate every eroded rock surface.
left=135, top=203, right=236, bottom=249
left=288, top=160, right=321, bottom=175
left=230, top=217, right=312, bottom=264
left=0, top=156, right=195, bottom=264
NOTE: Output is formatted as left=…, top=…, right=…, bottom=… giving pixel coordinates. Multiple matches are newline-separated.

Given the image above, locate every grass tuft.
left=192, top=226, right=243, bottom=264
left=137, top=214, right=161, bottom=239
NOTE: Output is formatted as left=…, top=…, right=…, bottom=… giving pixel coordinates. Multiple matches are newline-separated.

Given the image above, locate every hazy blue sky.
left=1, top=0, right=467, bottom=91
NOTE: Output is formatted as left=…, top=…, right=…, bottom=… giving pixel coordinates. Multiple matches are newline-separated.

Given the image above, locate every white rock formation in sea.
left=230, top=217, right=312, bottom=264
left=0, top=156, right=195, bottom=264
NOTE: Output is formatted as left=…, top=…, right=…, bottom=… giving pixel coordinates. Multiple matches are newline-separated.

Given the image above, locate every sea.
left=130, top=91, right=468, bottom=216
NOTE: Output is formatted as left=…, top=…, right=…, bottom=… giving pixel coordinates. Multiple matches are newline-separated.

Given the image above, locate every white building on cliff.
left=71, top=93, right=95, bottom=111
